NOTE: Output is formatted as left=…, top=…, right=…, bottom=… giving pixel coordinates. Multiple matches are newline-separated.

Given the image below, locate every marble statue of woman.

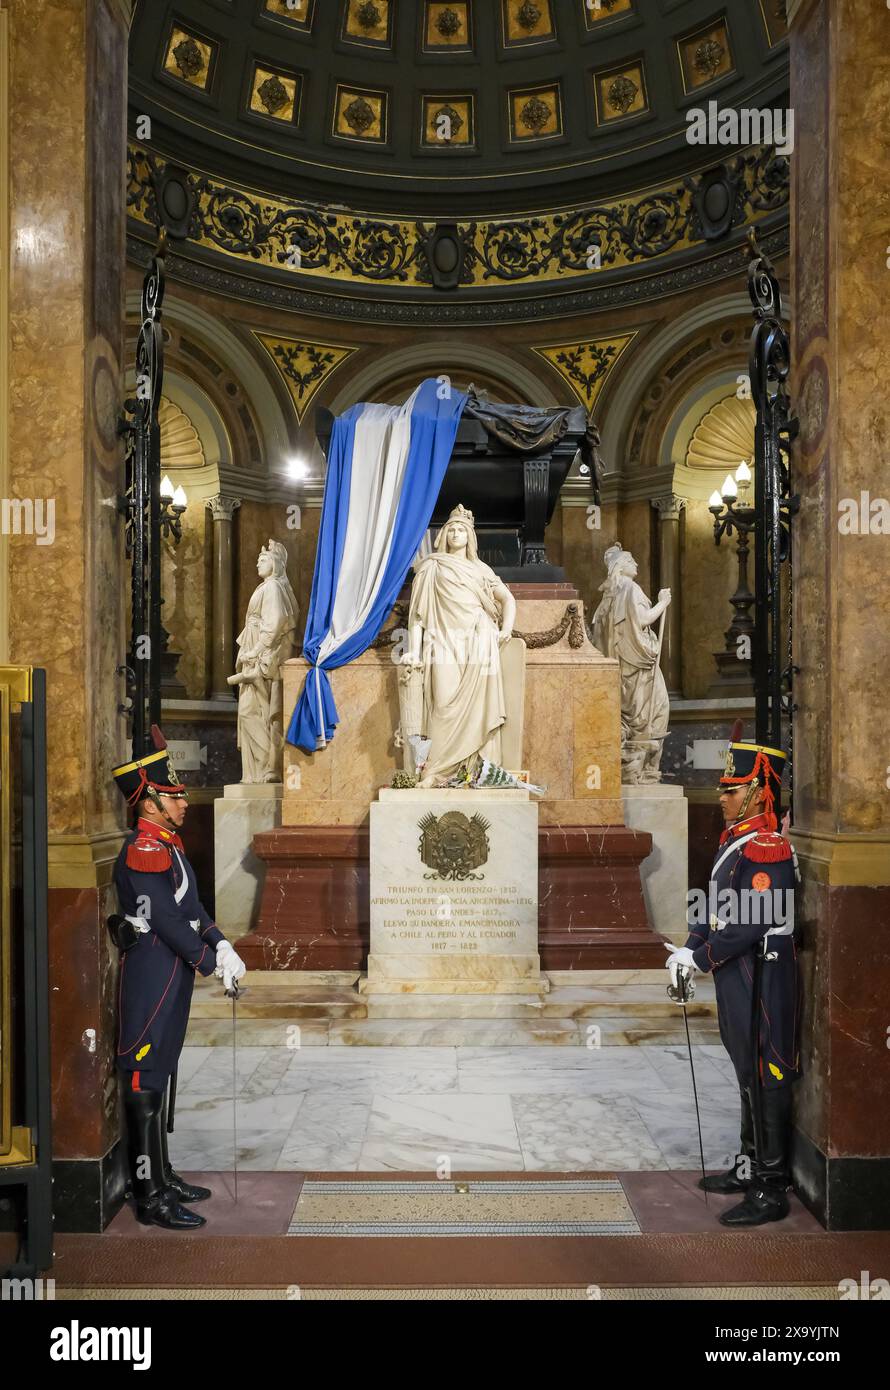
left=591, top=543, right=671, bottom=784
left=228, top=539, right=298, bottom=783
left=401, top=504, right=517, bottom=786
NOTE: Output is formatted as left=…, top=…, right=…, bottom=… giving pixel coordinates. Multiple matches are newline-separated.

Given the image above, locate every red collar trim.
left=136, top=817, right=184, bottom=851
left=718, top=812, right=772, bottom=847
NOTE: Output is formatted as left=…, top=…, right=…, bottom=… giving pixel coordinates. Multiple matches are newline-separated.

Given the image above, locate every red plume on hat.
left=150, top=724, right=167, bottom=750
left=729, top=718, right=744, bottom=743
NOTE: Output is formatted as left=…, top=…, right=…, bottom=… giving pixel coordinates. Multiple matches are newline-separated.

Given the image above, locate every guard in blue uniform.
left=666, top=732, right=800, bottom=1226
left=111, top=729, right=245, bottom=1229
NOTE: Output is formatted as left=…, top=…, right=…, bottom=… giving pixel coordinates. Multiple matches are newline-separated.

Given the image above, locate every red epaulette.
left=125, top=836, right=172, bottom=872
left=743, top=833, right=792, bottom=864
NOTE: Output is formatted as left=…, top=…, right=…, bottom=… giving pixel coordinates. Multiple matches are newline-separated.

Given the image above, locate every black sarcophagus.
left=315, top=389, right=598, bottom=584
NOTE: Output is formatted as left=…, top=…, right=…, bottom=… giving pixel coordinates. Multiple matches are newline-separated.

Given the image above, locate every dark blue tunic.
left=113, top=819, right=224, bottom=1087
left=685, top=814, right=801, bottom=1091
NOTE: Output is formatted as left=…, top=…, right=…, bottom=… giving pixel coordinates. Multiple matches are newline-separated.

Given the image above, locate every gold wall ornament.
left=418, top=810, right=490, bottom=880
left=424, top=2, right=472, bottom=51
left=421, top=96, right=475, bottom=148
left=677, top=19, right=735, bottom=94
left=249, top=66, right=301, bottom=124
left=162, top=26, right=216, bottom=91
left=127, top=144, right=787, bottom=290
left=334, top=85, right=388, bottom=142
left=509, top=83, right=563, bottom=140
left=343, top=0, right=393, bottom=45
left=532, top=333, right=636, bottom=412
left=252, top=333, right=355, bottom=422
left=501, top=0, right=555, bottom=45
left=158, top=398, right=205, bottom=471
left=687, top=394, right=756, bottom=474
left=593, top=61, right=649, bottom=123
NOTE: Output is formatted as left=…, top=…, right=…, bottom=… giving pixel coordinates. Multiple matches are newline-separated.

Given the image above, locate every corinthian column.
left=206, top=494, right=241, bottom=699
left=651, top=495, right=686, bottom=696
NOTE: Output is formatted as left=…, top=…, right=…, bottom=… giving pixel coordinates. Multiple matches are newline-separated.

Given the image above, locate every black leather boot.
left=124, top=1089, right=206, bottom=1230
left=161, top=1094, right=212, bottom=1203
left=719, top=1086, right=792, bottom=1227
left=699, top=1089, right=755, bottom=1193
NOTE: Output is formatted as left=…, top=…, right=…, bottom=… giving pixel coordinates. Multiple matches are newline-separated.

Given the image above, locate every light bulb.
left=172, top=485, right=187, bottom=509
left=735, top=459, right=751, bottom=485
left=721, top=473, right=737, bottom=501
left=160, top=474, right=175, bottom=500
left=708, top=490, right=723, bottom=509
left=287, top=455, right=307, bottom=480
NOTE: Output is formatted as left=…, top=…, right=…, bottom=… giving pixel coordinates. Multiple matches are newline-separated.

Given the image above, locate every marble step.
left=191, top=987, right=367, bottom=1020
left=184, top=1014, right=721, bottom=1048
left=364, top=989, right=714, bottom=1020
left=191, top=976, right=715, bottom=1023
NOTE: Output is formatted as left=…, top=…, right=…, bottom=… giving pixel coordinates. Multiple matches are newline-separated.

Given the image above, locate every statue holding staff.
left=228, top=539, right=298, bottom=783
left=591, top=542, right=671, bottom=784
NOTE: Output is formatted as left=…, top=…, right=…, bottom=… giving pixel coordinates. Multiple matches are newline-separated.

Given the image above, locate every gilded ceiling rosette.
left=677, top=17, right=735, bottom=94
left=501, top=0, right=555, bottom=47
left=162, top=25, right=217, bottom=92
left=423, top=2, right=473, bottom=53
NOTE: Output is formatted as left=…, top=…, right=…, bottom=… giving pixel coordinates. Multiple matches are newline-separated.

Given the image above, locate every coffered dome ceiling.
left=127, top=0, right=790, bottom=319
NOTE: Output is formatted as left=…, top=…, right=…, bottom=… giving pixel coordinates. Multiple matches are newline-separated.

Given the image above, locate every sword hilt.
left=666, top=966, right=696, bottom=1005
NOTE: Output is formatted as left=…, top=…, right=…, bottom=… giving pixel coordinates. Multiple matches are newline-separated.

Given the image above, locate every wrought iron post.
left=118, top=235, right=167, bottom=757
left=746, top=232, right=799, bottom=792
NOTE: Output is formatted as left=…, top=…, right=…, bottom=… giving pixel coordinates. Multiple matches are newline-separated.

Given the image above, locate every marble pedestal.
left=365, top=788, right=545, bottom=995
left=214, top=783, right=283, bottom=943
left=621, top=783, right=689, bottom=945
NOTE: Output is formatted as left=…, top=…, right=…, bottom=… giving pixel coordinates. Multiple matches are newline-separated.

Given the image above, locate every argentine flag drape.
left=286, top=379, right=467, bottom=752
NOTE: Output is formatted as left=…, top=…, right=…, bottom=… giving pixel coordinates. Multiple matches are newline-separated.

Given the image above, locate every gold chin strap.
left=733, top=778, right=760, bottom=824
left=146, top=786, right=187, bottom=830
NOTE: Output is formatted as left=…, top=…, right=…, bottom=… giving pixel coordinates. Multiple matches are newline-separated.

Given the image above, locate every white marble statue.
left=228, top=539, right=298, bottom=783
left=400, top=504, right=518, bottom=786
left=591, top=543, right=671, bottom=784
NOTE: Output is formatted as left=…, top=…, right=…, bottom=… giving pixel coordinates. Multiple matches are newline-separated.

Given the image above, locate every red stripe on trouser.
left=131, top=1070, right=141, bottom=1091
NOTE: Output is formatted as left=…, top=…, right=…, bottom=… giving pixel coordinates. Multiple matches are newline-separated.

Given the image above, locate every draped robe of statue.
left=592, top=572, right=669, bottom=783
left=233, top=567, right=298, bottom=782
left=408, top=551, right=506, bottom=784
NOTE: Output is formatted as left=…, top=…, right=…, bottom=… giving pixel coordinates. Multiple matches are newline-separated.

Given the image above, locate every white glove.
left=664, top=945, right=697, bottom=990
left=215, top=939, right=246, bottom=990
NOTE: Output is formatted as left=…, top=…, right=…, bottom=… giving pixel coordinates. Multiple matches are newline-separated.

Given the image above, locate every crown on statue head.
left=446, top=504, right=475, bottom=528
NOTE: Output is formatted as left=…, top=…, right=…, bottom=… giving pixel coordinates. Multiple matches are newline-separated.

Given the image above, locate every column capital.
left=651, top=494, right=687, bottom=521
left=206, top=495, right=242, bottom=522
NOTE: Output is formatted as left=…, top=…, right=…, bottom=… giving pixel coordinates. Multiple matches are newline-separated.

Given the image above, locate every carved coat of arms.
left=418, top=811, right=490, bottom=880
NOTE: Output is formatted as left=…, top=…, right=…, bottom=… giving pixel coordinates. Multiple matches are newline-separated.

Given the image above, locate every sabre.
left=747, top=938, right=766, bottom=1184
left=167, top=1065, right=178, bottom=1134
left=666, top=961, right=709, bottom=1205
left=645, top=605, right=667, bottom=733
left=226, top=977, right=245, bottom=1205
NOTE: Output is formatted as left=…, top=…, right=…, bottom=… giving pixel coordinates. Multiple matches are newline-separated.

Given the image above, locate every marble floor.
left=169, top=1042, right=742, bottom=1174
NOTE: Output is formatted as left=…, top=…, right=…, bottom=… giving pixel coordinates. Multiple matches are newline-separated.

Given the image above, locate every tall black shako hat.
left=112, top=725, right=188, bottom=807
left=720, top=718, right=785, bottom=829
